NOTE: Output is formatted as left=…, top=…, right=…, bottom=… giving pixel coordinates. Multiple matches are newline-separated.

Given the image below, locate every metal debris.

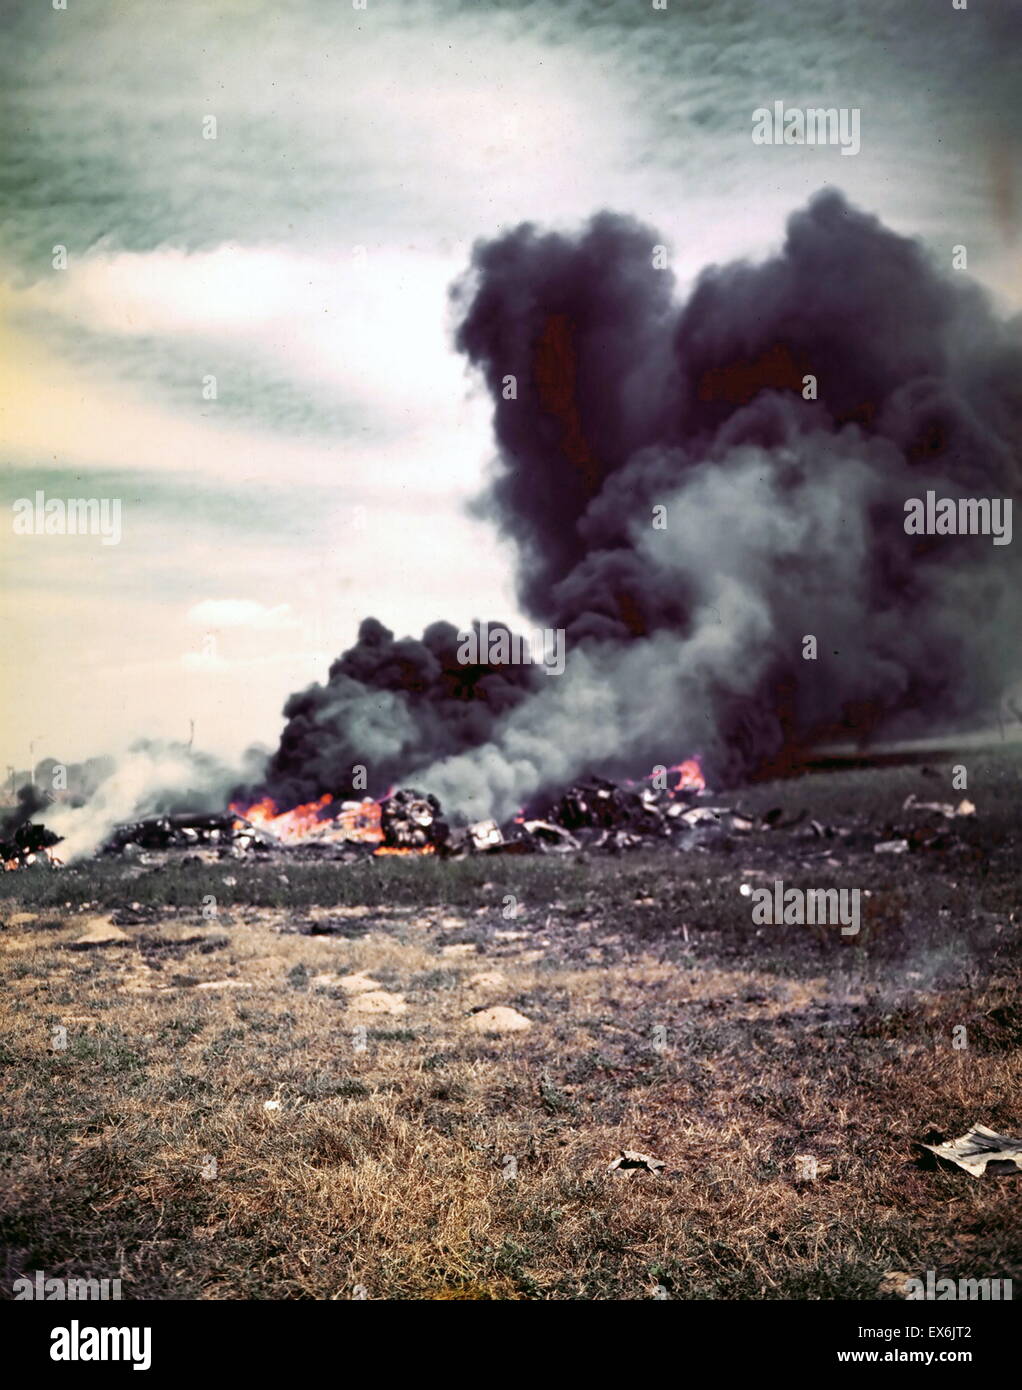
left=920, top=1125, right=1022, bottom=1177
left=607, top=1150, right=666, bottom=1175
left=105, top=810, right=241, bottom=852
left=466, top=818, right=504, bottom=852
left=519, top=819, right=582, bottom=853
left=1, top=820, right=62, bottom=870
left=902, top=794, right=976, bottom=819
left=4, top=762, right=984, bottom=870
left=379, top=788, right=449, bottom=851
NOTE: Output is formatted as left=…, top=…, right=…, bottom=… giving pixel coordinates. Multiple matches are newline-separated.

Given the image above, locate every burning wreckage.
left=0, top=757, right=980, bottom=871
left=1, top=762, right=720, bottom=868
left=0, top=819, right=63, bottom=872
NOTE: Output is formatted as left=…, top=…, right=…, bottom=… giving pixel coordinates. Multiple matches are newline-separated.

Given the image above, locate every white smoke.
left=46, top=745, right=236, bottom=863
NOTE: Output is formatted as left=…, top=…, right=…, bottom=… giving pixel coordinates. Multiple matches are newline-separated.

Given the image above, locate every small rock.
left=71, top=920, right=130, bottom=948
left=337, top=972, right=384, bottom=994
left=467, top=971, right=507, bottom=991
left=466, top=1005, right=532, bottom=1034
left=350, top=990, right=407, bottom=1015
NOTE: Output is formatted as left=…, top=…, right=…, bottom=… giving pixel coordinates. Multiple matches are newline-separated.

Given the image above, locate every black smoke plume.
left=251, top=617, right=542, bottom=808
left=1, top=783, right=51, bottom=839
left=260, top=191, right=1022, bottom=818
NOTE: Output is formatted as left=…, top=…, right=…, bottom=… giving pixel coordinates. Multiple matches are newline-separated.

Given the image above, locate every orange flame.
left=627, top=756, right=705, bottom=794
left=229, top=793, right=389, bottom=848
left=227, top=758, right=705, bottom=859
left=2, top=846, right=63, bottom=872
left=665, top=757, right=706, bottom=792
left=230, top=792, right=335, bottom=842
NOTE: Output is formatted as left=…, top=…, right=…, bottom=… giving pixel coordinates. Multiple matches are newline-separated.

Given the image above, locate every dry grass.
left=1, top=756, right=1020, bottom=1300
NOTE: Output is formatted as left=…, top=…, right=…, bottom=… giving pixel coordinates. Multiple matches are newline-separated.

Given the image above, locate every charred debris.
left=2, top=773, right=978, bottom=871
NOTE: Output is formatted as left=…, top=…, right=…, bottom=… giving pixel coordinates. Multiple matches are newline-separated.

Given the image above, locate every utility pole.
left=29, top=735, right=45, bottom=786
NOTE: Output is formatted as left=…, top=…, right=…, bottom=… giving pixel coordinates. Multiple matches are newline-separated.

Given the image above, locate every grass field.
left=1, top=754, right=1020, bottom=1300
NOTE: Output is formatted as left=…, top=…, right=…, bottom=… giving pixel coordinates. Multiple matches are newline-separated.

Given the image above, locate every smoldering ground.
left=251, top=191, right=1020, bottom=822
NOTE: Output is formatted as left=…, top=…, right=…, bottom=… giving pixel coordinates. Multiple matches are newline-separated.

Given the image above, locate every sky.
left=1, top=0, right=1019, bottom=775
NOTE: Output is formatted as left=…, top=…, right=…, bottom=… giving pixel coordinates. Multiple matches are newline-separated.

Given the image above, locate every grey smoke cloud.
left=405, top=192, right=1022, bottom=817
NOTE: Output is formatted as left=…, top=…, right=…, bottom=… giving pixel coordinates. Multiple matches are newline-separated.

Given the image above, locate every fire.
left=228, top=793, right=387, bottom=847
left=224, top=758, right=705, bottom=859
left=665, top=757, right=706, bottom=792
left=2, top=847, right=63, bottom=872
left=335, top=799, right=384, bottom=844
left=627, top=756, right=705, bottom=795
left=230, top=792, right=334, bottom=842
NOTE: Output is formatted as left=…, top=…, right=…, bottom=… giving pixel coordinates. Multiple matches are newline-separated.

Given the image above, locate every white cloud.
left=16, top=244, right=469, bottom=418
left=186, top=598, right=298, bottom=630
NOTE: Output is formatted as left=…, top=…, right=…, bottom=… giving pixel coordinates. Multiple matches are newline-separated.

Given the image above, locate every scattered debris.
left=677, top=806, right=723, bottom=828
left=466, top=818, right=504, bottom=852
left=517, top=819, right=579, bottom=853
left=1, top=760, right=985, bottom=870
left=379, top=788, right=448, bottom=852
left=902, top=794, right=976, bottom=819
left=105, top=811, right=243, bottom=854
left=607, top=1150, right=666, bottom=1176
left=1, top=819, right=61, bottom=870
left=552, top=776, right=669, bottom=835
left=920, top=1124, right=1022, bottom=1177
